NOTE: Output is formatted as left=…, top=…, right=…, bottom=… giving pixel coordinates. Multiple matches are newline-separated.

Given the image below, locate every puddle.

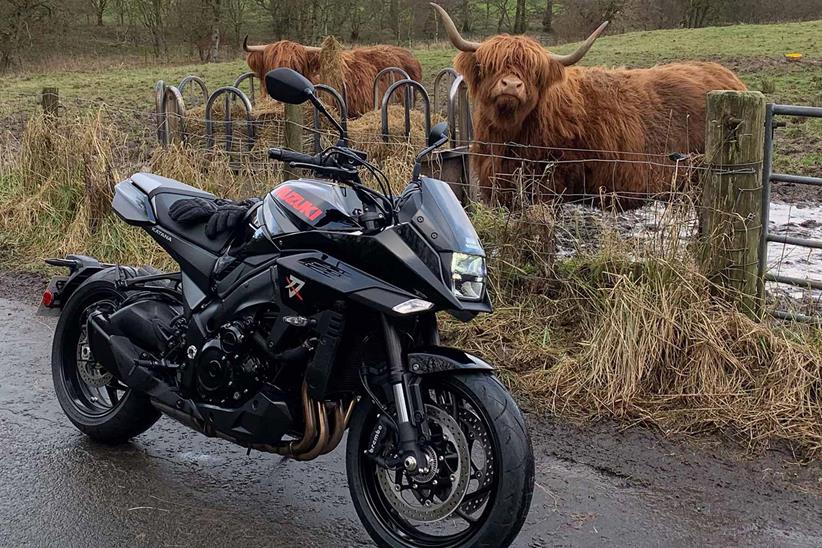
left=765, top=201, right=822, bottom=302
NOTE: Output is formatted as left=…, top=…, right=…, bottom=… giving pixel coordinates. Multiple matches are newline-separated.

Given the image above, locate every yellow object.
left=784, top=52, right=803, bottom=62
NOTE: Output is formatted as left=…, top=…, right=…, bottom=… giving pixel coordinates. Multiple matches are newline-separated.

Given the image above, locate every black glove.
left=205, top=204, right=247, bottom=238
left=168, top=197, right=218, bottom=224
left=205, top=198, right=261, bottom=239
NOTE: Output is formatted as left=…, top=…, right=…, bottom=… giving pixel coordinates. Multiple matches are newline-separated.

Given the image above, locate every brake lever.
left=288, top=162, right=358, bottom=180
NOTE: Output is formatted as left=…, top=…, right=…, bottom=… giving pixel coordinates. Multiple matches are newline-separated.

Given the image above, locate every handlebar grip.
left=268, top=147, right=318, bottom=165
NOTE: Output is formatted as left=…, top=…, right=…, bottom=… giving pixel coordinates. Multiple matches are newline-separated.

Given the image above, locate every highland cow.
left=431, top=3, right=747, bottom=208
left=244, top=37, right=422, bottom=118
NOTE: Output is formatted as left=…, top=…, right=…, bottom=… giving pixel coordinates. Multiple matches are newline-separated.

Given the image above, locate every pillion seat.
left=129, top=173, right=233, bottom=255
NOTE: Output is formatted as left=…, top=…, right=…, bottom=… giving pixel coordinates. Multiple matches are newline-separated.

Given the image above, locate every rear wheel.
left=51, top=276, right=160, bottom=443
left=346, top=373, right=534, bottom=547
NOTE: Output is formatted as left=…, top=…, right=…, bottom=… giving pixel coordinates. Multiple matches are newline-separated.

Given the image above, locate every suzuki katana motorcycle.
left=44, top=68, right=534, bottom=547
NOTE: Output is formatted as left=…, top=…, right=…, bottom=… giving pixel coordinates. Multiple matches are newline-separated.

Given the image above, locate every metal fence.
left=153, top=67, right=472, bottom=150
left=759, top=103, right=822, bottom=322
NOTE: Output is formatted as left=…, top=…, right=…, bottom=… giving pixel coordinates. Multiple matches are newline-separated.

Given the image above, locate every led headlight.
left=451, top=253, right=486, bottom=301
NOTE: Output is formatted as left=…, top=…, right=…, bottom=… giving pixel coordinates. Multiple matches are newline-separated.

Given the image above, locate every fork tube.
left=381, top=314, right=424, bottom=471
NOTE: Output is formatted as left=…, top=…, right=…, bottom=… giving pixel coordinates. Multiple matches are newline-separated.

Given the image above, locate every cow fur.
left=453, top=34, right=747, bottom=208
left=246, top=40, right=422, bottom=118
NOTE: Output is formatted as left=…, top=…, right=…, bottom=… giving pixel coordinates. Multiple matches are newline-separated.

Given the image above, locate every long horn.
left=550, top=21, right=609, bottom=66
left=430, top=3, right=480, bottom=52
left=243, top=35, right=267, bottom=52
left=303, top=45, right=322, bottom=53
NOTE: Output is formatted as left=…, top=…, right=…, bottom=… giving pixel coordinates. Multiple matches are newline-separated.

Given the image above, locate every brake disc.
left=458, top=407, right=495, bottom=515
left=76, top=330, right=113, bottom=388
left=377, top=405, right=471, bottom=523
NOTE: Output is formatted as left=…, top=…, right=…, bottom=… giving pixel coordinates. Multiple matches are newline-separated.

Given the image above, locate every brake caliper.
left=365, top=413, right=403, bottom=470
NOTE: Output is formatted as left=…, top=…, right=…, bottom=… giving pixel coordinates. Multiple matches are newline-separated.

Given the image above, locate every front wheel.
left=346, top=373, right=534, bottom=547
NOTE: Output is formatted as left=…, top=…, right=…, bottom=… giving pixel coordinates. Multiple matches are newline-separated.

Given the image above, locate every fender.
left=42, top=256, right=119, bottom=310
left=406, top=346, right=495, bottom=375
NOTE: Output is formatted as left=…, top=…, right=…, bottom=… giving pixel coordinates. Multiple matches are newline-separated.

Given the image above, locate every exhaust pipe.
left=320, top=400, right=356, bottom=456
left=295, top=401, right=330, bottom=461
left=252, top=383, right=357, bottom=460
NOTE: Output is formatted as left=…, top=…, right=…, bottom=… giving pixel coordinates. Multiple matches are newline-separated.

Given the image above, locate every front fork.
left=381, top=314, right=432, bottom=474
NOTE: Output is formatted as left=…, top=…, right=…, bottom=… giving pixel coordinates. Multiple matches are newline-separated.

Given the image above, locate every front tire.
left=51, top=273, right=160, bottom=444
left=346, top=373, right=534, bottom=547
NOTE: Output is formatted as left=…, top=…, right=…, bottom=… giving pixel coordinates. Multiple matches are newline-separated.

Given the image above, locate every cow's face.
left=432, top=2, right=607, bottom=134
left=455, top=35, right=564, bottom=129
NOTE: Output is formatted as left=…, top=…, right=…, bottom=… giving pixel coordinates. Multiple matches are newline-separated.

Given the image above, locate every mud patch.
left=0, top=270, right=46, bottom=303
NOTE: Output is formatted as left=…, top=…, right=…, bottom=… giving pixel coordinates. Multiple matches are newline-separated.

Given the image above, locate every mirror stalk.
left=412, top=135, right=449, bottom=181
left=309, top=95, right=347, bottom=145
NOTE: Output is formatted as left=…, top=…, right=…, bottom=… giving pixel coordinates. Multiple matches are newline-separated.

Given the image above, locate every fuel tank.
left=260, top=179, right=364, bottom=237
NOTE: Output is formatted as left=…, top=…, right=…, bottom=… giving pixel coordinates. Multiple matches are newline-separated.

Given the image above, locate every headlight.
left=451, top=253, right=486, bottom=301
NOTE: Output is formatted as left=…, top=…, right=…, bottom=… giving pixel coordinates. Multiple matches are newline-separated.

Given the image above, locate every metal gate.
left=758, top=103, right=822, bottom=321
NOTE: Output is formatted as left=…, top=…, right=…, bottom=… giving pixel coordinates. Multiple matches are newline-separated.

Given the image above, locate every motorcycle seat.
left=153, top=193, right=235, bottom=254
left=130, top=173, right=233, bottom=254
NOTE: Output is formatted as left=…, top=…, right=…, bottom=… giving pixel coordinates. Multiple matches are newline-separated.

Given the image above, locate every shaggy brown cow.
left=243, top=37, right=422, bottom=118
left=431, top=3, right=747, bottom=208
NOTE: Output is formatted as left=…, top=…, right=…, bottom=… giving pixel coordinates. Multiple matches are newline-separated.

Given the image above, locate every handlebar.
left=268, top=147, right=320, bottom=165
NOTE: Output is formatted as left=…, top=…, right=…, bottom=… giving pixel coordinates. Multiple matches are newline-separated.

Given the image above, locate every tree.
left=513, top=0, right=527, bottom=33
left=224, top=0, right=250, bottom=45
left=206, top=0, right=221, bottom=62
left=683, top=0, right=712, bottom=28
left=0, top=0, right=53, bottom=71
left=542, top=0, right=553, bottom=33
left=133, top=0, right=170, bottom=58
left=461, top=0, right=472, bottom=32
left=89, top=0, right=108, bottom=26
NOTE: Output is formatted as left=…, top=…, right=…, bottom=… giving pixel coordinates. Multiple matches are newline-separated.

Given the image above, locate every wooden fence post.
left=699, top=90, right=766, bottom=316
left=41, top=87, right=59, bottom=117
left=283, top=103, right=303, bottom=180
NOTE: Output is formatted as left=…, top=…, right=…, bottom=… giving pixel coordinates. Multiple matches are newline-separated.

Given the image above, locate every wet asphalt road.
left=1, top=283, right=821, bottom=547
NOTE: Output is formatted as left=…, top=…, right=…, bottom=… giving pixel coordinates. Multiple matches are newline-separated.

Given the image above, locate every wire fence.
left=2, top=78, right=821, bottom=320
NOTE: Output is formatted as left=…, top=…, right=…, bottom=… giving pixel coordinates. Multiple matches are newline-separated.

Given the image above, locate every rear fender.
left=42, top=255, right=113, bottom=309
left=42, top=258, right=151, bottom=311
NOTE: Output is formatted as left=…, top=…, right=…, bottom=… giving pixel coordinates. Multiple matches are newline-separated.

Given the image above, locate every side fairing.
left=275, top=252, right=421, bottom=316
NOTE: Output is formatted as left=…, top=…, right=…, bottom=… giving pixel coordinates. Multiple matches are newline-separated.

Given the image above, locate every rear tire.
left=51, top=272, right=160, bottom=444
left=346, top=373, right=534, bottom=547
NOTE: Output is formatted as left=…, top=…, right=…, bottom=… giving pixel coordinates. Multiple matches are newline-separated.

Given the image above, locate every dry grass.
left=2, top=110, right=821, bottom=459
left=317, top=36, right=346, bottom=94
left=443, top=203, right=822, bottom=457
left=552, top=259, right=820, bottom=454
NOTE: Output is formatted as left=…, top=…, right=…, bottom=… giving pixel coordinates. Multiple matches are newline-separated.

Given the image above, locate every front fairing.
left=253, top=175, right=491, bottom=318
left=393, top=176, right=491, bottom=316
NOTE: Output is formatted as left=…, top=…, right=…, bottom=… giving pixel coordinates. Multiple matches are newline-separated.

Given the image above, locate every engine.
left=194, top=319, right=262, bottom=405
left=98, top=296, right=315, bottom=407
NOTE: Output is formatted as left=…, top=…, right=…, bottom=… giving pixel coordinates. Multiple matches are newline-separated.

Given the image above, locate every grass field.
left=2, top=19, right=821, bottom=107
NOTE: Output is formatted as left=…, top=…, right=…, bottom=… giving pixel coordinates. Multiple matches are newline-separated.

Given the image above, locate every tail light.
left=42, top=290, right=55, bottom=308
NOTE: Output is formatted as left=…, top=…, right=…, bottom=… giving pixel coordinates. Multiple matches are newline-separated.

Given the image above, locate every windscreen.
left=414, top=177, right=484, bottom=256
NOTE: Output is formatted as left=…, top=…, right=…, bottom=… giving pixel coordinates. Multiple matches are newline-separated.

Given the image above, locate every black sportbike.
left=45, top=68, right=534, bottom=547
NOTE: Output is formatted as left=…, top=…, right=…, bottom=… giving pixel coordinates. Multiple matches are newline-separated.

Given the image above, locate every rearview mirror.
left=265, top=68, right=315, bottom=105
left=428, top=122, right=449, bottom=147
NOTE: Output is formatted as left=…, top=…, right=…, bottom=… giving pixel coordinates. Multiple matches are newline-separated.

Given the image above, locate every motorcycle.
left=44, top=67, right=534, bottom=547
